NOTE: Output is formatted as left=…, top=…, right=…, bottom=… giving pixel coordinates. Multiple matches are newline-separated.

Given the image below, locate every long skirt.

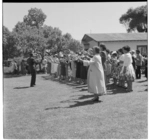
left=121, top=64, right=136, bottom=81
left=87, top=65, right=106, bottom=95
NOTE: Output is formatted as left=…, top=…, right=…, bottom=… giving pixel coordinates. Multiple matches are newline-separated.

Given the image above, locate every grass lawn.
left=3, top=74, right=148, bottom=139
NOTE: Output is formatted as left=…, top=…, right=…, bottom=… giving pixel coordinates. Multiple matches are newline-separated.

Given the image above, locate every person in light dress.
left=121, top=46, right=135, bottom=92
left=82, top=46, right=106, bottom=101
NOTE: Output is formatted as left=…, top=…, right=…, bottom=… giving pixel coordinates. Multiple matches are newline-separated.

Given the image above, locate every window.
left=137, top=45, right=147, bottom=56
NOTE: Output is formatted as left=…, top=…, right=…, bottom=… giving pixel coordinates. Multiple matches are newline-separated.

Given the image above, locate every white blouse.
left=123, top=53, right=132, bottom=67
left=119, top=54, right=125, bottom=61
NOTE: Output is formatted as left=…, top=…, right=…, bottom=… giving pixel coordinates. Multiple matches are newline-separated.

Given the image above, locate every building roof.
left=82, top=33, right=147, bottom=42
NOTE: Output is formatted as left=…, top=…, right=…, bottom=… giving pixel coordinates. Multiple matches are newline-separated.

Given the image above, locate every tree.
left=68, top=39, right=83, bottom=53
left=3, top=26, right=20, bottom=60
left=23, top=8, right=48, bottom=70
left=119, top=5, right=147, bottom=32
left=23, top=8, right=47, bottom=28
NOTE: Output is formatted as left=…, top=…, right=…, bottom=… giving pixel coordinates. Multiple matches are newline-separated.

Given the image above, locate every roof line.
left=84, top=34, right=98, bottom=42
left=97, top=40, right=147, bottom=42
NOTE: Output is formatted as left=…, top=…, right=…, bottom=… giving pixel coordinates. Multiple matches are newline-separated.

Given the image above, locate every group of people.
left=27, top=43, right=147, bottom=101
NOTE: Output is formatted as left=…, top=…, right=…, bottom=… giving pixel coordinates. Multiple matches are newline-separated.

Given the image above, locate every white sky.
left=3, top=2, right=147, bottom=41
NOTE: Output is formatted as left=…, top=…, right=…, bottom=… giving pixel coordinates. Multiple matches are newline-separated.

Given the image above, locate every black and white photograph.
left=3, top=1, right=148, bottom=139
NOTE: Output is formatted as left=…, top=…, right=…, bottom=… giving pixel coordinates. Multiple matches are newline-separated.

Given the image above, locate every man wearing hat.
left=27, top=53, right=37, bottom=87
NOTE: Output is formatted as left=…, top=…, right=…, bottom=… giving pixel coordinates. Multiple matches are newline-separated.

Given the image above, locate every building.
left=82, top=33, right=147, bottom=55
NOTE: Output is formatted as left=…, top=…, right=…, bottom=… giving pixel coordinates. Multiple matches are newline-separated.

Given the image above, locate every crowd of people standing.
left=8, top=43, right=147, bottom=101
left=35, top=43, right=147, bottom=101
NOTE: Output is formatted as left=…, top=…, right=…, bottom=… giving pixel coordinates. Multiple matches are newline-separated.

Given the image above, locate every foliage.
left=3, top=26, right=20, bottom=60
left=119, top=5, right=147, bottom=32
left=68, top=39, right=84, bottom=53
left=3, top=7, right=83, bottom=61
left=23, top=8, right=47, bottom=28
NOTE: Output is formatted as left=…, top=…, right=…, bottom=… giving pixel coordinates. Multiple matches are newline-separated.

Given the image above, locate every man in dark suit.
left=27, top=53, right=37, bottom=87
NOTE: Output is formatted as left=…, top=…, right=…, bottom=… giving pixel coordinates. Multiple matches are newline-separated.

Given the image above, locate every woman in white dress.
left=82, top=46, right=106, bottom=101
left=121, top=46, right=135, bottom=92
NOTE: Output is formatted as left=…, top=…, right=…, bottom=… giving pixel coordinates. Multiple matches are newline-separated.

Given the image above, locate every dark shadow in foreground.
left=65, top=100, right=102, bottom=108
left=45, top=100, right=102, bottom=110
left=45, top=97, right=102, bottom=110
left=14, top=86, right=30, bottom=89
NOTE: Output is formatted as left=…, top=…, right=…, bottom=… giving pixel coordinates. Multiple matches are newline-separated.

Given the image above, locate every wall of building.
left=103, top=40, right=147, bottom=51
left=84, top=40, right=147, bottom=52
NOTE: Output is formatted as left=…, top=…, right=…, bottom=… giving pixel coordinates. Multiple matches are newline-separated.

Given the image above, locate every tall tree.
left=23, top=8, right=47, bottom=28
left=119, top=5, right=147, bottom=32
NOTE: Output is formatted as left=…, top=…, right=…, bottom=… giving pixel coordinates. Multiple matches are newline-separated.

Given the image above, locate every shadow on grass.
left=67, top=83, right=81, bottom=86
left=138, top=88, right=148, bottom=92
left=14, top=86, right=30, bottom=89
left=73, top=85, right=87, bottom=89
left=65, top=100, right=102, bottom=108
left=45, top=107, right=61, bottom=110
left=79, top=88, right=88, bottom=92
left=60, top=95, right=94, bottom=103
left=4, top=74, right=25, bottom=78
left=45, top=100, right=102, bottom=110
left=136, top=80, right=147, bottom=83
left=41, top=76, right=52, bottom=80
left=106, top=84, right=127, bottom=95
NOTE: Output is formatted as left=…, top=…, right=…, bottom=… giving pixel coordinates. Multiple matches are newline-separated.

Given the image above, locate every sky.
left=3, top=2, right=147, bottom=41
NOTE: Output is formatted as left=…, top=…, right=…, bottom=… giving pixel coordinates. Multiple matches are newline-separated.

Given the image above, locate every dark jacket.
left=27, top=57, right=37, bottom=72
left=100, top=51, right=107, bottom=70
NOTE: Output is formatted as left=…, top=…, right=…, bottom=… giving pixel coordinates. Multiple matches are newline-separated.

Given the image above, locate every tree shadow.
left=14, top=86, right=30, bottom=89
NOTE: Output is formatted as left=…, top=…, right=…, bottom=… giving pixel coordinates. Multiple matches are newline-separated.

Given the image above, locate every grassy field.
left=3, top=74, right=148, bottom=139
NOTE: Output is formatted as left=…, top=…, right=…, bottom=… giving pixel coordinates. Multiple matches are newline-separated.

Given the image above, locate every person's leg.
left=139, top=66, right=141, bottom=79
left=34, top=70, right=36, bottom=85
left=137, top=66, right=140, bottom=79
left=30, top=72, right=34, bottom=87
left=92, top=94, right=99, bottom=101
left=129, top=81, right=133, bottom=91
left=145, top=67, right=147, bottom=79
left=127, top=81, right=133, bottom=91
left=126, top=80, right=130, bottom=91
left=136, top=66, right=139, bottom=79
left=32, top=71, right=35, bottom=85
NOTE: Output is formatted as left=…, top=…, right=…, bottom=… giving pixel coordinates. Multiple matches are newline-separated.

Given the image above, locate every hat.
left=112, top=51, right=117, bottom=54
left=131, top=50, right=135, bottom=53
